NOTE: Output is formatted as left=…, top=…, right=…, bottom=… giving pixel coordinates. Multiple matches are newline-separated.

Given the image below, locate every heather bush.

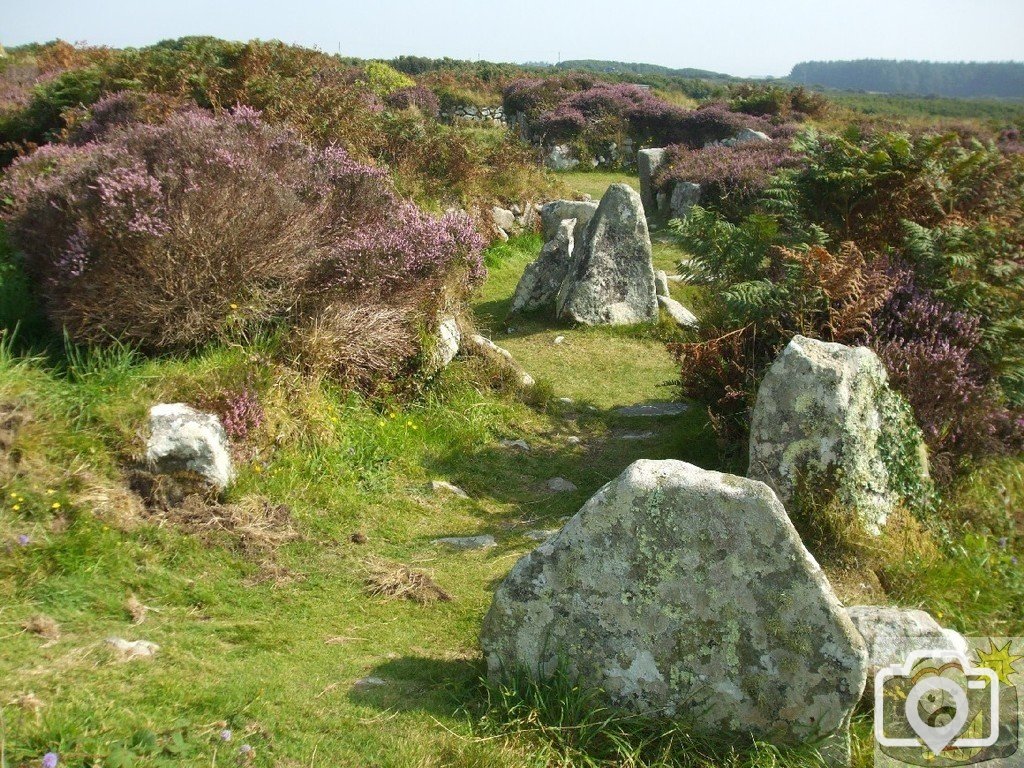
left=654, top=141, right=803, bottom=215
left=0, top=107, right=485, bottom=354
left=384, top=86, right=440, bottom=117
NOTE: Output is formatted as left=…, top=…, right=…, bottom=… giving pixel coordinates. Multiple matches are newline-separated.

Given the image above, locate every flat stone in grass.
left=658, top=295, right=699, bottom=328
left=614, top=402, right=690, bottom=418
left=481, top=459, right=866, bottom=764
left=431, top=480, right=469, bottom=498
left=433, top=535, right=497, bottom=550
left=546, top=477, right=578, bottom=493
left=146, top=403, right=233, bottom=490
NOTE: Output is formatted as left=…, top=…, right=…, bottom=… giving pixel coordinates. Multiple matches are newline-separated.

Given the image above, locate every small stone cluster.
left=441, top=104, right=507, bottom=125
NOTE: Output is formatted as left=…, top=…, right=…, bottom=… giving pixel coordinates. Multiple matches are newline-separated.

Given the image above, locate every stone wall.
left=441, top=104, right=507, bottom=125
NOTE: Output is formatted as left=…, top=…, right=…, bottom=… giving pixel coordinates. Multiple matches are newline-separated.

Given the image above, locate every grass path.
left=0, top=173, right=721, bottom=767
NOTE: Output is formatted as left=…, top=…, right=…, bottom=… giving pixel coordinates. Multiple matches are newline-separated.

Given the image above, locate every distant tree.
left=789, top=60, right=1024, bottom=99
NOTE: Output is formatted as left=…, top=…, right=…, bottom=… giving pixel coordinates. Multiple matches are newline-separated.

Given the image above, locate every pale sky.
left=3, top=0, right=1023, bottom=78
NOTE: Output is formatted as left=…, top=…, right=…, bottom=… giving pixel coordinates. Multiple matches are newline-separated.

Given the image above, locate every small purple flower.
left=42, top=753, right=59, bottom=768
left=1012, top=557, right=1019, bottom=566
left=998, top=537, right=1009, bottom=549
left=220, top=729, right=232, bottom=742
left=17, top=534, right=30, bottom=547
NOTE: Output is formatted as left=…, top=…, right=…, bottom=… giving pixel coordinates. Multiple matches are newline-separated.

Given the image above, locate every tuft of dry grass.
left=286, top=302, right=419, bottom=391
left=124, top=595, right=147, bottom=625
left=363, top=556, right=452, bottom=604
left=22, top=615, right=60, bottom=645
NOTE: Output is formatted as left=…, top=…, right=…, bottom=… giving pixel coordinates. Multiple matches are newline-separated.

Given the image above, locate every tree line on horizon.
left=789, top=59, right=1024, bottom=99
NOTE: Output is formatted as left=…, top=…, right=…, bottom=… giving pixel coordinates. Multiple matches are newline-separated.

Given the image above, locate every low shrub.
left=384, top=85, right=440, bottom=117
left=0, top=106, right=485, bottom=356
left=654, top=141, right=803, bottom=215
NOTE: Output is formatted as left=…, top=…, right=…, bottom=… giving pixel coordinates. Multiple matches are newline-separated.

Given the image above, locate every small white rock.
left=431, top=480, right=469, bottom=499
left=553, top=335, right=565, bottom=345
left=566, top=436, right=582, bottom=445
left=433, top=535, right=497, bottom=550
left=501, top=439, right=531, bottom=452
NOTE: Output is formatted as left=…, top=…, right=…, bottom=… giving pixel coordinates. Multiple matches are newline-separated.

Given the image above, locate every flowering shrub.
left=654, top=141, right=803, bottom=212
left=0, top=107, right=485, bottom=352
left=384, top=86, right=440, bottom=117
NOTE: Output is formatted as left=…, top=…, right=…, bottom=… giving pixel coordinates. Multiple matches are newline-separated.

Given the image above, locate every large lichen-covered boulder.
left=637, top=148, right=667, bottom=215
left=556, top=184, right=658, bottom=326
left=481, top=459, right=867, bottom=759
left=669, top=181, right=701, bottom=219
left=540, top=199, right=598, bottom=244
left=748, top=335, right=930, bottom=535
left=508, top=219, right=574, bottom=316
left=146, top=403, right=233, bottom=490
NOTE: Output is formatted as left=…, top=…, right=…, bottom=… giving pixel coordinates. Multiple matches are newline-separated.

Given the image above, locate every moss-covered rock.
left=748, top=335, right=931, bottom=535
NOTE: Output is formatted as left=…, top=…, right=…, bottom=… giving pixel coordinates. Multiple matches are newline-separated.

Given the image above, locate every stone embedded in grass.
left=146, top=404, right=233, bottom=491
left=566, top=436, right=582, bottom=445
left=545, top=477, right=578, bottom=493
left=431, top=480, right=469, bottom=499
left=481, top=459, right=867, bottom=764
left=846, top=605, right=968, bottom=697
left=556, top=184, right=659, bottom=327
left=508, top=219, right=575, bottom=316
left=106, top=637, right=160, bottom=661
left=353, top=676, right=388, bottom=689
left=616, top=431, right=654, bottom=441
left=461, top=334, right=535, bottom=388
left=500, top=439, right=530, bottom=452
left=748, top=335, right=931, bottom=535
left=613, top=402, right=690, bottom=418
left=433, top=535, right=497, bottom=551
left=657, top=295, right=699, bottom=328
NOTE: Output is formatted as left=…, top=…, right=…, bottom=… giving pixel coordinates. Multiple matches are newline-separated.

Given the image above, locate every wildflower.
left=46, top=489, right=55, bottom=495
left=42, top=753, right=59, bottom=768
left=230, top=303, right=239, bottom=310
left=377, top=420, right=386, bottom=427
left=998, top=537, right=1008, bottom=549
left=13, top=504, right=21, bottom=511
left=389, top=413, right=397, bottom=419
left=51, top=502, right=61, bottom=510
left=239, top=744, right=254, bottom=762
left=220, top=729, right=232, bottom=742
left=17, top=534, right=30, bottom=546
left=253, top=464, right=263, bottom=473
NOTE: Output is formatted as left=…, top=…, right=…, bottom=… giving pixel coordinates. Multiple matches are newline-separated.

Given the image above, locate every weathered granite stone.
left=431, top=480, right=469, bottom=498
left=723, top=128, right=772, bottom=146
left=540, top=200, right=598, bottom=243
left=481, top=459, right=867, bottom=758
left=658, top=295, right=699, bottom=328
left=556, top=184, right=658, bottom=326
left=508, top=219, right=574, bottom=315
left=431, top=316, right=461, bottom=371
left=493, top=205, right=517, bottom=234
left=669, top=182, right=702, bottom=219
left=146, top=404, right=233, bottom=490
left=613, top=402, right=690, bottom=417
left=462, top=334, right=536, bottom=387
left=545, top=477, right=578, bottom=493
left=748, top=336, right=931, bottom=535
left=654, top=270, right=670, bottom=297
left=545, top=144, right=579, bottom=171
left=846, top=606, right=968, bottom=697
left=637, top=148, right=667, bottom=215
left=434, top=534, right=496, bottom=550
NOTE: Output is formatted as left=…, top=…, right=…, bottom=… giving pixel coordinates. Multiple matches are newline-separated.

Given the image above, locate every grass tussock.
left=363, top=556, right=452, bottom=604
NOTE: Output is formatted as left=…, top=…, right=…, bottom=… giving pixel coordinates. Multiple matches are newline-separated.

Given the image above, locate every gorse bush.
left=0, top=106, right=485, bottom=352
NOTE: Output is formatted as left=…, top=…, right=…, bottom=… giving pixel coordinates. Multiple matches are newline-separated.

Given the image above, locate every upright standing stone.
left=637, top=148, right=667, bottom=215
left=508, top=219, right=575, bottom=315
left=669, top=182, right=701, bottom=219
left=481, top=459, right=867, bottom=762
left=556, top=184, right=658, bottom=326
left=748, top=335, right=931, bottom=535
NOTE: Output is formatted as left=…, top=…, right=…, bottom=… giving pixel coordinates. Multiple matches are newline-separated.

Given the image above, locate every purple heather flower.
left=17, top=534, right=30, bottom=547
left=42, top=752, right=58, bottom=768
left=999, top=537, right=1009, bottom=549
left=220, top=729, right=232, bottom=742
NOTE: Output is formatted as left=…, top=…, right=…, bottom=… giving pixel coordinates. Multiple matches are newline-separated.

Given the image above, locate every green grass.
left=0, top=232, right=1021, bottom=768
left=554, top=170, right=637, bottom=201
